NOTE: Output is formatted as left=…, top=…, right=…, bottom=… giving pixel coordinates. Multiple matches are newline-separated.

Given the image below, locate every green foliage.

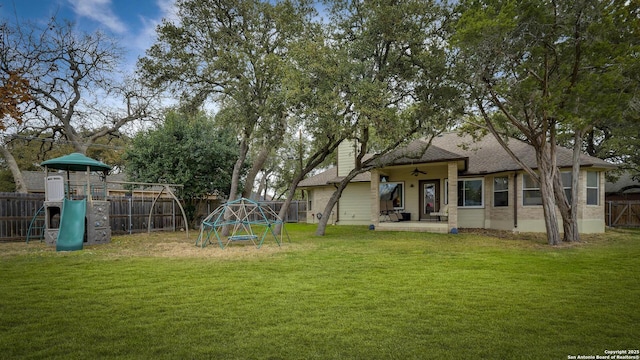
left=139, top=0, right=318, bottom=199
left=452, top=0, right=639, bottom=243
left=328, top=0, right=459, bottom=149
left=453, top=0, right=639, bottom=158
left=1, top=131, right=128, bottom=171
left=0, top=170, right=16, bottom=192
left=0, top=226, right=638, bottom=358
left=124, top=110, right=239, bottom=199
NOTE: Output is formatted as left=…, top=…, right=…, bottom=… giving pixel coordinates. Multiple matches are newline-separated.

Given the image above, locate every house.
left=298, top=132, right=615, bottom=234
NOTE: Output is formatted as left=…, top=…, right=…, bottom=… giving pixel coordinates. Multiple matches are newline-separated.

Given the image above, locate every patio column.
left=371, top=169, right=380, bottom=227
left=447, top=162, right=458, bottom=232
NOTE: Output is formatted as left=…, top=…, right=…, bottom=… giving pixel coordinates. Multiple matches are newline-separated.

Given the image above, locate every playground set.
left=196, top=197, right=289, bottom=249
left=35, top=153, right=190, bottom=251
left=32, top=153, right=284, bottom=251
left=40, top=153, right=112, bottom=251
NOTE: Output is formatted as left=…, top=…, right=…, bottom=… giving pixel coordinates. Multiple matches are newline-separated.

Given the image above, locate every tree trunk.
left=552, top=131, right=582, bottom=243
left=553, top=169, right=580, bottom=243
left=0, top=146, right=27, bottom=193
left=539, top=152, right=562, bottom=245
left=568, top=132, right=582, bottom=242
left=229, top=136, right=249, bottom=201
left=540, top=170, right=561, bottom=245
left=315, top=181, right=348, bottom=236
left=222, top=136, right=249, bottom=236
left=255, top=172, right=268, bottom=201
left=553, top=170, right=577, bottom=243
left=273, top=136, right=346, bottom=235
left=241, top=145, right=271, bottom=198
left=314, top=141, right=370, bottom=236
left=274, top=171, right=305, bottom=235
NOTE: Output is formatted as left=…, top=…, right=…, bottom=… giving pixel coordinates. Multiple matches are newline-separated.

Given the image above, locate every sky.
left=0, top=0, right=177, bottom=72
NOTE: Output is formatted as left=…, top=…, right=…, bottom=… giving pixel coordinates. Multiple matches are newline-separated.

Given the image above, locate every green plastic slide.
left=56, top=198, right=87, bottom=252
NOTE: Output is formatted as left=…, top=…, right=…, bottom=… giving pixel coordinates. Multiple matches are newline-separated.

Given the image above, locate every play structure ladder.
left=26, top=205, right=46, bottom=243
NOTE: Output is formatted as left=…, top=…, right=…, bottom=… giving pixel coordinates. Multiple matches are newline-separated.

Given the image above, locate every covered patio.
left=370, top=161, right=462, bottom=233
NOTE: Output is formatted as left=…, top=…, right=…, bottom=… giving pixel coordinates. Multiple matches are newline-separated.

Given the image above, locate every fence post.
left=128, top=196, right=133, bottom=234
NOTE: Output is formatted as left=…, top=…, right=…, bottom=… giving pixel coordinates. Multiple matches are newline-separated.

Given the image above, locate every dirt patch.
left=458, top=228, right=605, bottom=247
left=0, top=232, right=314, bottom=260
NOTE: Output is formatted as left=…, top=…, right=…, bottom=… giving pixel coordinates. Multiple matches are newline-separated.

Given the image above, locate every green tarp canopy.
left=41, top=153, right=111, bottom=173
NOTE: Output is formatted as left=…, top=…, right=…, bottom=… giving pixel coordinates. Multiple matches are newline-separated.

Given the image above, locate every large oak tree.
left=139, top=0, right=317, bottom=201
left=0, top=17, right=157, bottom=190
left=313, top=0, right=463, bottom=235
left=452, top=0, right=638, bottom=245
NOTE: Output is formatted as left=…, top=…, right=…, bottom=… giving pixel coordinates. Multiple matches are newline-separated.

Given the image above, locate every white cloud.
left=67, top=0, right=128, bottom=34
left=157, top=0, right=179, bottom=22
left=129, top=0, right=178, bottom=58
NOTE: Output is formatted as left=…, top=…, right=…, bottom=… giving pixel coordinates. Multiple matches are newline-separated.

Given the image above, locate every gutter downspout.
left=334, top=183, right=339, bottom=225
left=513, top=172, right=518, bottom=229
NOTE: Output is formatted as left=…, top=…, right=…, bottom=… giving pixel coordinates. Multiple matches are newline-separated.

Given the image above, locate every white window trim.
left=522, top=173, right=542, bottom=207
left=586, top=172, right=600, bottom=206
left=458, top=177, right=484, bottom=208
left=493, top=176, right=509, bottom=208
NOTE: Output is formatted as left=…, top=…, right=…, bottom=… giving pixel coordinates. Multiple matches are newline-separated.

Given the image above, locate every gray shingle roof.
left=298, top=132, right=615, bottom=187
left=375, top=138, right=467, bottom=166
left=606, top=172, right=640, bottom=194
left=298, top=167, right=372, bottom=188
left=430, top=132, right=615, bottom=175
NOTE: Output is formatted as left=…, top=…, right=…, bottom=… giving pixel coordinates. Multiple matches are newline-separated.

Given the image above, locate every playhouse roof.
left=41, top=153, right=111, bottom=173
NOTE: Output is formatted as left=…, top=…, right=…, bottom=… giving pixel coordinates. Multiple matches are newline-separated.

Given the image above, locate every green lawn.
left=1, top=225, right=638, bottom=359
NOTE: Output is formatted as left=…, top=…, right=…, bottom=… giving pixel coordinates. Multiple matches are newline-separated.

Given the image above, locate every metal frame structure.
left=196, top=198, right=288, bottom=249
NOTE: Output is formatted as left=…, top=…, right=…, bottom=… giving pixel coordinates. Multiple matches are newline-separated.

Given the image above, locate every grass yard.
left=1, top=225, right=638, bottom=359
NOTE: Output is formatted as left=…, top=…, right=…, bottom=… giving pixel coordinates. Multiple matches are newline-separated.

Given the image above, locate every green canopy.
left=41, top=153, right=111, bottom=173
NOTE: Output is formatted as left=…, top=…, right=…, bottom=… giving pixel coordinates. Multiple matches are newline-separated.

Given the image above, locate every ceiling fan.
left=410, top=167, right=427, bottom=176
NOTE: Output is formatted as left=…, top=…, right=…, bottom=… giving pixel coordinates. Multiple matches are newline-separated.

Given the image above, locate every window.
left=522, top=174, right=542, bottom=206
left=587, top=172, right=599, bottom=205
left=308, top=191, right=313, bottom=210
left=493, top=177, right=509, bottom=207
left=561, top=172, right=572, bottom=203
left=458, top=178, right=483, bottom=207
left=380, top=182, right=404, bottom=209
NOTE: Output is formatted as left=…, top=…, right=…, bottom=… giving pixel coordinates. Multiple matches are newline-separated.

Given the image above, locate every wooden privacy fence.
left=0, top=192, right=307, bottom=242
left=0, top=193, right=191, bottom=242
left=606, top=201, right=640, bottom=228
left=260, top=200, right=307, bottom=223
left=108, top=196, right=189, bottom=235
left=0, top=193, right=43, bottom=242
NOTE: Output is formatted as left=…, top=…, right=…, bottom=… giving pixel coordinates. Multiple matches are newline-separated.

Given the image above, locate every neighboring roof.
left=41, top=153, right=112, bottom=172
left=298, top=167, right=371, bottom=188
left=606, top=172, right=640, bottom=194
left=299, top=132, right=616, bottom=187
